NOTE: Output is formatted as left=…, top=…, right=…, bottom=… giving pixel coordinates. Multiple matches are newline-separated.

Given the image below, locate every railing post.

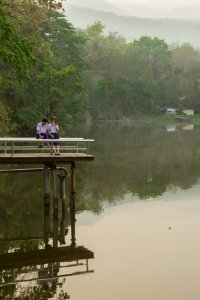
left=76, top=142, right=79, bottom=153
left=87, top=141, right=89, bottom=154
left=11, top=142, right=14, bottom=156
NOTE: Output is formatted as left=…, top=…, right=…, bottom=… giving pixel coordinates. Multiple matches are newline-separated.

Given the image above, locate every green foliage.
left=0, top=3, right=35, bottom=81
left=2, top=2, right=200, bottom=133
left=0, top=101, right=14, bottom=136
left=83, top=27, right=200, bottom=119
left=0, top=1, right=86, bottom=133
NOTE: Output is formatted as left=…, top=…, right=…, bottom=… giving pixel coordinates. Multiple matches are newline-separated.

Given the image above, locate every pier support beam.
left=53, top=167, right=58, bottom=211
left=59, top=173, right=67, bottom=244
left=53, top=210, right=59, bottom=248
left=44, top=204, right=50, bottom=248
left=44, top=166, right=51, bottom=247
left=60, top=173, right=67, bottom=212
left=52, top=166, right=59, bottom=247
left=44, top=166, right=50, bottom=206
left=70, top=162, right=76, bottom=247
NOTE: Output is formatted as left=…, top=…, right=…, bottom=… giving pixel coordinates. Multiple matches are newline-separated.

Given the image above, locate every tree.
left=0, top=2, right=35, bottom=81
left=170, top=43, right=200, bottom=110
left=126, top=36, right=172, bottom=111
left=0, top=1, right=86, bottom=133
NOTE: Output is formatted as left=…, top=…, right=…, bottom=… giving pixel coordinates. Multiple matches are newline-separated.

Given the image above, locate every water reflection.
left=0, top=123, right=200, bottom=221
left=0, top=201, right=94, bottom=299
left=73, top=123, right=200, bottom=212
left=0, top=123, right=200, bottom=299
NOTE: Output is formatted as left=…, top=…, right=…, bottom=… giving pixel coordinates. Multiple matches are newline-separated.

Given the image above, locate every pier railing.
left=0, top=138, right=94, bottom=156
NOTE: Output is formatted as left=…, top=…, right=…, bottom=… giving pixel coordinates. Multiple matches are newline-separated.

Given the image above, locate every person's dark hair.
left=42, top=118, right=48, bottom=123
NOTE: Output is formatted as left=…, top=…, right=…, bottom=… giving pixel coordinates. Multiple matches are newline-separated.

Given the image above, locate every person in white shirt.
left=47, top=116, right=60, bottom=155
left=36, top=118, right=48, bottom=148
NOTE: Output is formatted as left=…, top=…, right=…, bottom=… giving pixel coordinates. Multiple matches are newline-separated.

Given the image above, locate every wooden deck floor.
left=0, top=153, right=94, bottom=164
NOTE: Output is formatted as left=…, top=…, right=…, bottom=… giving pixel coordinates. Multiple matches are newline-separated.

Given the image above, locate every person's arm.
left=36, top=124, right=41, bottom=138
left=56, top=124, right=60, bottom=134
left=47, top=125, right=54, bottom=138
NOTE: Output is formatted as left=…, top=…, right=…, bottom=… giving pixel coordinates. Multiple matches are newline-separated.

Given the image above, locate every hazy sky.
left=108, top=0, right=200, bottom=9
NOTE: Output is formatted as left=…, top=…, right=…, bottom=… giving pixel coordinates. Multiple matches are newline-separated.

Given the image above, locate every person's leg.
left=55, top=145, right=60, bottom=155
left=37, top=133, right=44, bottom=148
left=52, top=145, right=56, bottom=154
left=48, top=134, right=54, bottom=154
left=52, top=133, right=60, bottom=155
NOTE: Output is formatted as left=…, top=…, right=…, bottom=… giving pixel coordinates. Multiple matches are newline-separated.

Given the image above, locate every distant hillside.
left=119, top=3, right=200, bottom=19
left=65, top=5, right=200, bottom=46
left=120, top=4, right=163, bottom=18
left=168, top=4, right=200, bottom=19
left=64, top=0, right=122, bottom=14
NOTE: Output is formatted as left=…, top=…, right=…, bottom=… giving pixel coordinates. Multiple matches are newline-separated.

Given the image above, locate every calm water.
left=1, top=122, right=200, bottom=299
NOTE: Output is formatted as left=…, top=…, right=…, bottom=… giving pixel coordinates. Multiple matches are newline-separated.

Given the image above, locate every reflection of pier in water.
left=0, top=137, right=94, bottom=298
left=0, top=193, right=94, bottom=299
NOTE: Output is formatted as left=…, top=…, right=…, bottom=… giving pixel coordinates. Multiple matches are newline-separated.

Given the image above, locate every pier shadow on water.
left=0, top=199, right=94, bottom=299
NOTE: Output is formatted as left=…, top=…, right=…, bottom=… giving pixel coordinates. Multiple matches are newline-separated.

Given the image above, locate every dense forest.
left=1, top=0, right=200, bottom=134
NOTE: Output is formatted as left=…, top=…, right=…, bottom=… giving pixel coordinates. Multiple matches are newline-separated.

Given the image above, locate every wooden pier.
left=0, top=137, right=95, bottom=243
left=0, top=137, right=94, bottom=208
left=0, top=137, right=94, bottom=164
left=0, top=137, right=95, bottom=297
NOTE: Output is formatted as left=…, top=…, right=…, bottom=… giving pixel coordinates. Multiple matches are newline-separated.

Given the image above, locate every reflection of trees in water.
left=0, top=170, right=44, bottom=241
left=76, top=123, right=200, bottom=209
left=0, top=279, right=69, bottom=300
left=0, top=123, right=200, bottom=220
left=0, top=281, right=69, bottom=300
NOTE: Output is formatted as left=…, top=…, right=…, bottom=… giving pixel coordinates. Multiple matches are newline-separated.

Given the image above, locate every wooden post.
left=44, top=203, right=50, bottom=248
left=4, top=142, right=7, bottom=155
left=60, top=174, right=66, bottom=212
left=52, top=166, right=59, bottom=248
left=53, top=210, right=58, bottom=248
left=53, top=167, right=58, bottom=211
left=59, top=173, right=67, bottom=244
left=70, top=161, right=76, bottom=247
left=60, top=205, right=67, bottom=245
left=11, top=142, right=14, bottom=156
left=44, top=166, right=50, bottom=206
left=44, top=166, right=50, bottom=247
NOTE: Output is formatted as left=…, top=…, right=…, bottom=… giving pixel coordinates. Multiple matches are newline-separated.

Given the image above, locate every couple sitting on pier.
left=36, top=116, right=60, bottom=155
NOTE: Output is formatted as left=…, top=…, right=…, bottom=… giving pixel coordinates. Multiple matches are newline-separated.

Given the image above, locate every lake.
left=1, top=122, right=200, bottom=299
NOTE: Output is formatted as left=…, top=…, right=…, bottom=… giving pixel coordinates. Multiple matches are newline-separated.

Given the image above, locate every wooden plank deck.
left=0, top=153, right=94, bottom=164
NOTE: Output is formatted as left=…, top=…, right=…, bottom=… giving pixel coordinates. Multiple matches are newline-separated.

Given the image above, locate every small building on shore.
left=166, top=108, right=177, bottom=115
left=182, top=108, right=194, bottom=116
